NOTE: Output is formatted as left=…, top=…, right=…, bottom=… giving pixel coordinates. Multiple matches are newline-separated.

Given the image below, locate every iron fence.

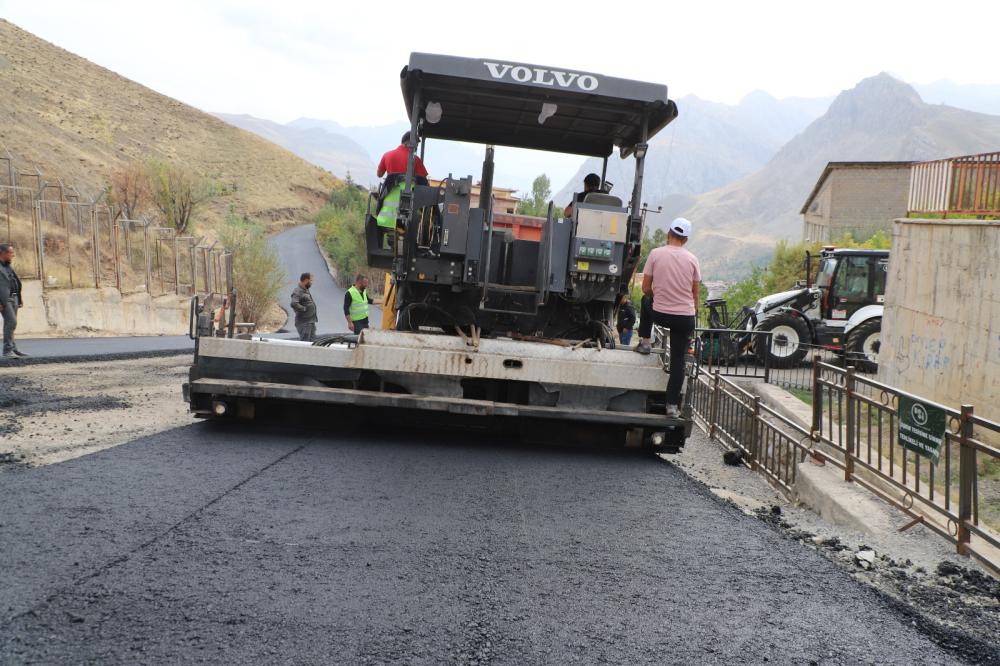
left=690, top=356, right=1000, bottom=574
left=908, top=151, right=1000, bottom=217
left=692, top=328, right=772, bottom=380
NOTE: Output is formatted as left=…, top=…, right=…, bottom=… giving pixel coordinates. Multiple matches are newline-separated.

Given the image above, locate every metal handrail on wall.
left=689, top=354, right=1000, bottom=575
left=908, top=151, right=1000, bottom=217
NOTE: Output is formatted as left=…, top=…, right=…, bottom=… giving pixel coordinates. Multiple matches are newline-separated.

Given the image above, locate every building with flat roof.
left=801, top=162, right=913, bottom=242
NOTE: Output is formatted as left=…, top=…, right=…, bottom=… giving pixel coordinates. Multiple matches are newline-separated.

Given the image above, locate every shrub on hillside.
left=315, top=182, right=384, bottom=290
left=219, top=211, right=284, bottom=324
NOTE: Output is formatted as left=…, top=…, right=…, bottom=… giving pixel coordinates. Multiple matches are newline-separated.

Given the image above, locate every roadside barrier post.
left=811, top=354, right=823, bottom=436
left=844, top=366, right=856, bottom=482
left=91, top=208, right=100, bottom=288
left=957, top=404, right=975, bottom=556
left=709, top=369, right=721, bottom=440
left=749, top=396, right=761, bottom=471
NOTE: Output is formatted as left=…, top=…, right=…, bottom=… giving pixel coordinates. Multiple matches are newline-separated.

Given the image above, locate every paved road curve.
left=273, top=223, right=382, bottom=334
left=0, top=424, right=962, bottom=664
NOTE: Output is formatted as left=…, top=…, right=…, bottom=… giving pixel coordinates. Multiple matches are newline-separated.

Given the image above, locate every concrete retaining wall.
left=13, top=279, right=190, bottom=336
left=878, top=219, right=1000, bottom=422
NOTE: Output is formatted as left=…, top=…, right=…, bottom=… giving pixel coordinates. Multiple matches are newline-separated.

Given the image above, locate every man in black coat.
left=0, top=243, right=27, bottom=358
left=616, top=293, right=637, bottom=346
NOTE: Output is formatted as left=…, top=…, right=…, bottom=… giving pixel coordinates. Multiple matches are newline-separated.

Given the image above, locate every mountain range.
left=677, top=73, right=1000, bottom=277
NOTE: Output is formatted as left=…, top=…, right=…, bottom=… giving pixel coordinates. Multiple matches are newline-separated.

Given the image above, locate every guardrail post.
left=762, top=332, right=771, bottom=384
left=143, top=223, right=152, bottom=295
left=708, top=369, right=721, bottom=440
left=811, top=354, right=823, bottom=436
left=957, top=404, right=975, bottom=556
left=113, top=219, right=122, bottom=292
left=91, top=208, right=100, bottom=288
left=844, top=366, right=856, bottom=482
left=749, top=397, right=761, bottom=471
left=173, top=235, right=181, bottom=296
left=34, top=201, right=45, bottom=284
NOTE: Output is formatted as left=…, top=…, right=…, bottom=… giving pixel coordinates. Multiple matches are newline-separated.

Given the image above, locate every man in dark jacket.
left=290, top=272, right=318, bottom=342
left=616, top=293, right=637, bottom=346
left=0, top=243, right=27, bottom=358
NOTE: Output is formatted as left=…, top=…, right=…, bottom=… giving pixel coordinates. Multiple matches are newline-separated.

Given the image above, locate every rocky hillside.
left=0, top=20, right=335, bottom=228
left=681, top=74, right=1000, bottom=278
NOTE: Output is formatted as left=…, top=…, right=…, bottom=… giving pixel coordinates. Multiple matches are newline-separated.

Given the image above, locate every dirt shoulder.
left=0, top=355, right=194, bottom=467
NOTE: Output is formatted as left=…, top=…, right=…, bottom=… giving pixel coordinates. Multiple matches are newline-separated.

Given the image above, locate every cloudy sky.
left=2, top=1, right=996, bottom=192
left=2, top=0, right=997, bottom=127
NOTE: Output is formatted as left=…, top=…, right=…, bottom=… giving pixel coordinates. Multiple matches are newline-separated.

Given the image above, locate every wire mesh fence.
left=1, top=183, right=229, bottom=298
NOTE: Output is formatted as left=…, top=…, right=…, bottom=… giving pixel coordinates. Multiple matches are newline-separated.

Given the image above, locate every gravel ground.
left=0, top=355, right=193, bottom=467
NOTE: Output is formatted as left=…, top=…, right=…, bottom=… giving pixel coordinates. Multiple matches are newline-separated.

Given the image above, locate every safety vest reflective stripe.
left=348, top=286, right=369, bottom=321
left=376, top=183, right=403, bottom=229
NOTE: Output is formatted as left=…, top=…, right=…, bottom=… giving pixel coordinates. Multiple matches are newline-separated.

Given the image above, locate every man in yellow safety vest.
left=344, top=274, right=375, bottom=333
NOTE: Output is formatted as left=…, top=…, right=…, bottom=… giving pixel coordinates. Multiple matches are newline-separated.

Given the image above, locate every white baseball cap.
left=670, top=217, right=692, bottom=238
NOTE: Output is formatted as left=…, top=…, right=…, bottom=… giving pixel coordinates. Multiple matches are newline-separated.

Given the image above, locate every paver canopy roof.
left=401, top=53, right=678, bottom=158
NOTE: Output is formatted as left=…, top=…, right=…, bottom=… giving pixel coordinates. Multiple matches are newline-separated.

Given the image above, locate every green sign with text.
left=898, top=396, right=946, bottom=465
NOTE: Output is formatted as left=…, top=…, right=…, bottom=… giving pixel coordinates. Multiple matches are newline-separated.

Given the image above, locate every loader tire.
left=754, top=311, right=810, bottom=369
left=845, top=318, right=881, bottom=374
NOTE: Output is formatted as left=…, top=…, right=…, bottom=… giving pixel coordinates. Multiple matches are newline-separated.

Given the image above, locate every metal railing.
left=690, top=355, right=1000, bottom=574
left=908, top=151, right=1000, bottom=217
left=693, top=328, right=772, bottom=381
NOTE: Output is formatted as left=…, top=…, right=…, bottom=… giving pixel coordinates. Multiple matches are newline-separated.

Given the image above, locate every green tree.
left=638, top=227, right=667, bottom=271
left=519, top=174, right=552, bottom=217
left=219, top=210, right=284, bottom=324
left=147, top=160, right=213, bottom=234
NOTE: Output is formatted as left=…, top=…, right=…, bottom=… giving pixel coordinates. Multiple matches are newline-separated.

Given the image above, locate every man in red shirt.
left=636, top=217, right=701, bottom=417
left=375, top=132, right=430, bottom=231
left=377, top=132, right=428, bottom=179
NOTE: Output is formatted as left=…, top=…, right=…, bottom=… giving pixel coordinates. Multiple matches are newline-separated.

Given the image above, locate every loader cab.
left=815, top=249, right=889, bottom=323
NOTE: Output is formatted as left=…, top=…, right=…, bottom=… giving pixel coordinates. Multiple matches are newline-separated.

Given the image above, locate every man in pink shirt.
left=636, top=218, right=701, bottom=417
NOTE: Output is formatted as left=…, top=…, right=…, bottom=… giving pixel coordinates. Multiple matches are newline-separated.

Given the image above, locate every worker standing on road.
left=376, top=131, right=429, bottom=230
left=563, top=172, right=601, bottom=218
left=635, top=218, right=701, bottom=417
left=0, top=243, right=27, bottom=359
left=616, top=293, right=636, bottom=346
left=344, top=274, right=375, bottom=334
left=290, top=273, right=318, bottom=342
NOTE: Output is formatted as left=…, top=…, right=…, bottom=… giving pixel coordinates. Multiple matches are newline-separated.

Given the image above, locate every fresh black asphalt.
left=0, top=421, right=966, bottom=664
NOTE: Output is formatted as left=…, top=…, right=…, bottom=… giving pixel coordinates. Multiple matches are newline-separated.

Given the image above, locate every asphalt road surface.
left=13, top=335, right=193, bottom=359
left=0, top=422, right=964, bottom=665
left=273, top=223, right=382, bottom=334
